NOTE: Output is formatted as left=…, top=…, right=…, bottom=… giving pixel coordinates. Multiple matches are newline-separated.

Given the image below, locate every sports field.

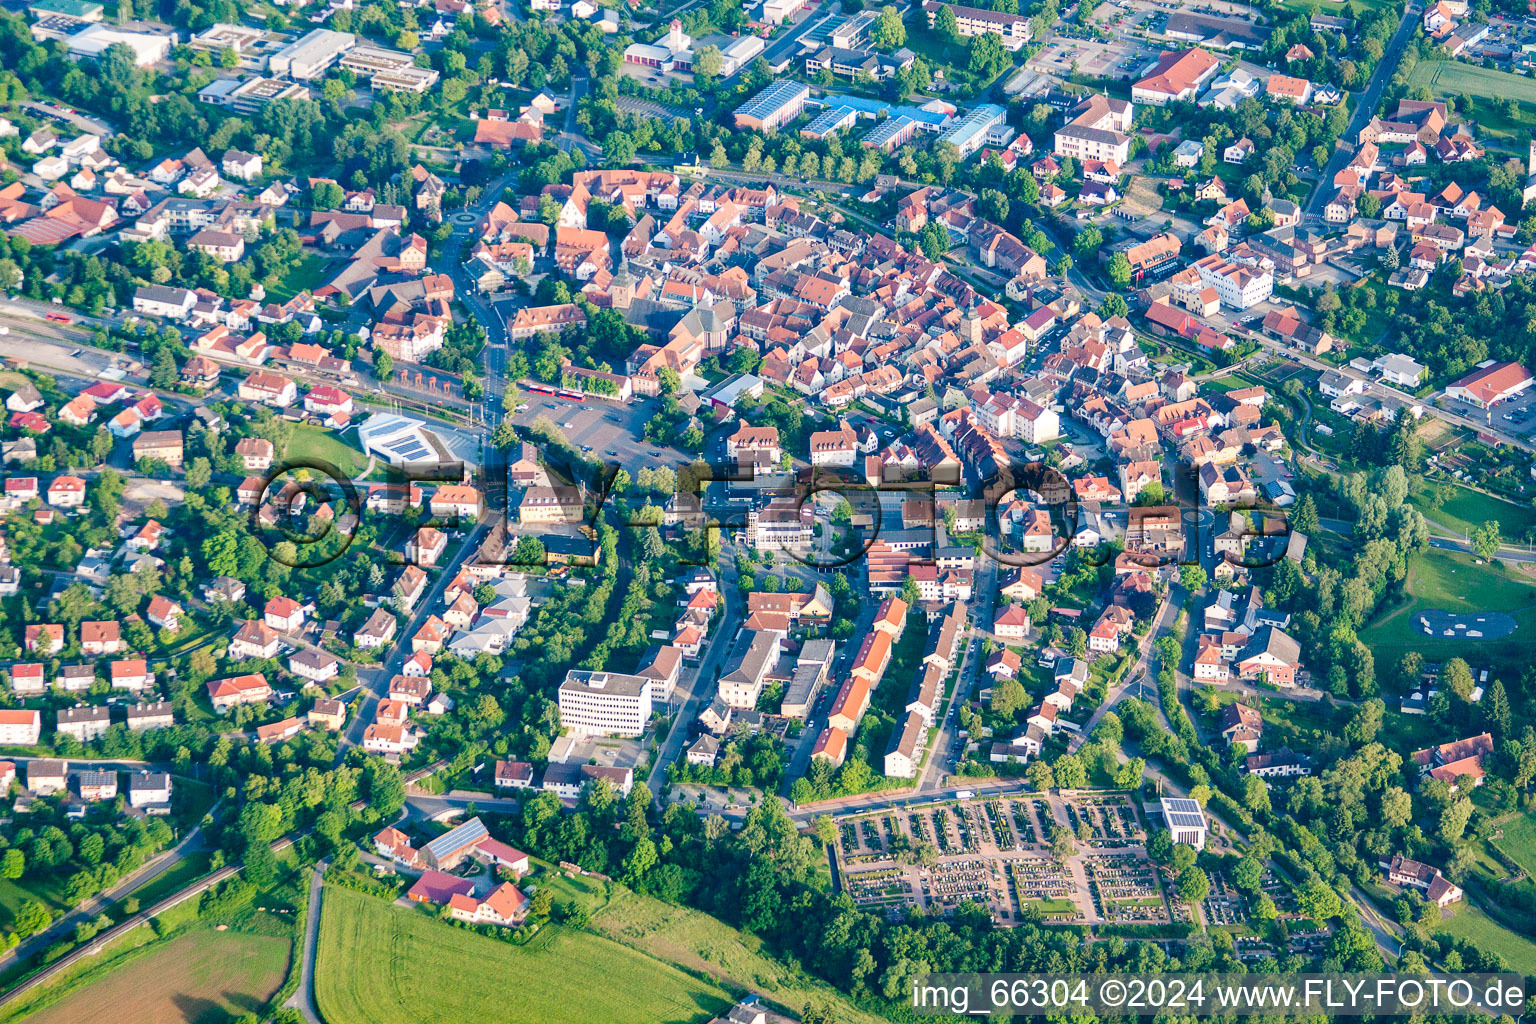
left=314, top=885, right=731, bottom=1024
left=17, top=928, right=290, bottom=1024
left=1359, top=549, right=1536, bottom=671
left=284, top=423, right=370, bottom=482
left=592, top=888, right=887, bottom=1024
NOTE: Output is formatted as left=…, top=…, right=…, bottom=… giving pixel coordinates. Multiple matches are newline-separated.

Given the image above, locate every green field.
left=284, top=423, right=370, bottom=482
left=1359, top=548, right=1536, bottom=672
left=12, top=927, right=290, bottom=1024
left=263, top=254, right=332, bottom=304
left=1408, top=60, right=1536, bottom=107
left=1436, top=900, right=1536, bottom=973
left=1410, top=479, right=1536, bottom=541
left=315, top=885, right=732, bottom=1024
left=1022, top=897, right=1081, bottom=914
left=1491, top=813, right=1536, bottom=878
left=591, top=888, right=888, bottom=1024
left=121, top=849, right=215, bottom=907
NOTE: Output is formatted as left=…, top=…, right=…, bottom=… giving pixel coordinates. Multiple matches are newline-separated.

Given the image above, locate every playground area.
left=1416, top=610, right=1518, bottom=639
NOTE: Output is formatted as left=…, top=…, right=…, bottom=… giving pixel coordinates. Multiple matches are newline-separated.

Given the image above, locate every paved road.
left=285, top=860, right=328, bottom=1024
left=1071, top=594, right=1179, bottom=751
left=556, top=74, right=600, bottom=160
left=1302, top=5, right=1421, bottom=218
left=20, top=100, right=111, bottom=137
left=919, top=557, right=998, bottom=791
left=336, top=515, right=492, bottom=758
left=648, top=538, right=742, bottom=797
left=404, top=793, right=525, bottom=819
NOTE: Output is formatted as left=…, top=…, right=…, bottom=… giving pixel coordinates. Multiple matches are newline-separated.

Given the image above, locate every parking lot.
left=510, top=393, right=681, bottom=470
left=1029, top=33, right=1157, bottom=80
left=1465, top=385, right=1536, bottom=439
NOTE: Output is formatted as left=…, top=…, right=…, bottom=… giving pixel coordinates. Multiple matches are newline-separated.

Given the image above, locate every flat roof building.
left=66, top=24, right=172, bottom=65
left=28, top=0, right=102, bottom=22
left=337, top=44, right=440, bottom=92
left=199, top=76, right=312, bottom=113
left=268, top=28, right=355, bottom=80
left=557, top=670, right=652, bottom=737
left=938, top=103, right=1008, bottom=157
left=735, top=80, right=811, bottom=132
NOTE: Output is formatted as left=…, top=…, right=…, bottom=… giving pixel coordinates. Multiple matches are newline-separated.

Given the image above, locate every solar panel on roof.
left=424, top=815, right=488, bottom=859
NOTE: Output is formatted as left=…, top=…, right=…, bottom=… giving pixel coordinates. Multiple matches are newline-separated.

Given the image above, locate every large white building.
left=922, top=1, right=1032, bottom=50
left=745, top=498, right=812, bottom=553
left=66, top=24, right=172, bottom=65
left=1052, top=94, right=1133, bottom=164
left=268, top=28, right=355, bottom=80
left=557, top=670, right=652, bottom=737
left=1161, top=797, right=1208, bottom=850
left=132, top=284, right=196, bottom=319
left=1193, top=253, right=1273, bottom=310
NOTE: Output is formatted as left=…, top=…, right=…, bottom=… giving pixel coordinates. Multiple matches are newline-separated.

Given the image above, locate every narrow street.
left=1302, top=4, right=1422, bottom=218
left=284, top=860, right=328, bottom=1024
left=335, top=515, right=493, bottom=759
left=648, top=536, right=743, bottom=796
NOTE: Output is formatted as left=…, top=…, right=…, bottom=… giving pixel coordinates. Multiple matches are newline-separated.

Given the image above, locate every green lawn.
left=1491, top=813, right=1536, bottom=879
left=315, top=885, right=731, bottom=1024
left=1410, top=479, right=1536, bottom=541
left=1276, top=0, right=1399, bottom=16
left=0, top=873, right=71, bottom=920
left=591, top=887, right=887, bottom=1024
left=264, top=253, right=332, bottom=304
left=121, top=849, right=214, bottom=908
left=283, top=422, right=370, bottom=482
left=1022, top=897, right=1080, bottom=914
left=1435, top=900, right=1536, bottom=973
left=1359, top=548, right=1536, bottom=673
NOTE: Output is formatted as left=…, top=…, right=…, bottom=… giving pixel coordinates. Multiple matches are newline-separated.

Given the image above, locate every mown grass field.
left=1436, top=900, right=1536, bottom=973
left=15, top=928, right=290, bottom=1024
left=0, top=874, right=70, bottom=920
left=1409, top=479, right=1536, bottom=540
left=314, top=885, right=731, bottom=1024
left=284, top=423, right=370, bottom=482
left=1491, top=812, right=1536, bottom=879
left=1359, top=548, right=1536, bottom=672
left=591, top=888, right=888, bottom=1024
left=121, top=848, right=215, bottom=907
left=263, top=253, right=332, bottom=304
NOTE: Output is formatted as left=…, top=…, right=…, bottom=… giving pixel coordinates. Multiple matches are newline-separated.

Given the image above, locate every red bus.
left=44, top=312, right=71, bottom=323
